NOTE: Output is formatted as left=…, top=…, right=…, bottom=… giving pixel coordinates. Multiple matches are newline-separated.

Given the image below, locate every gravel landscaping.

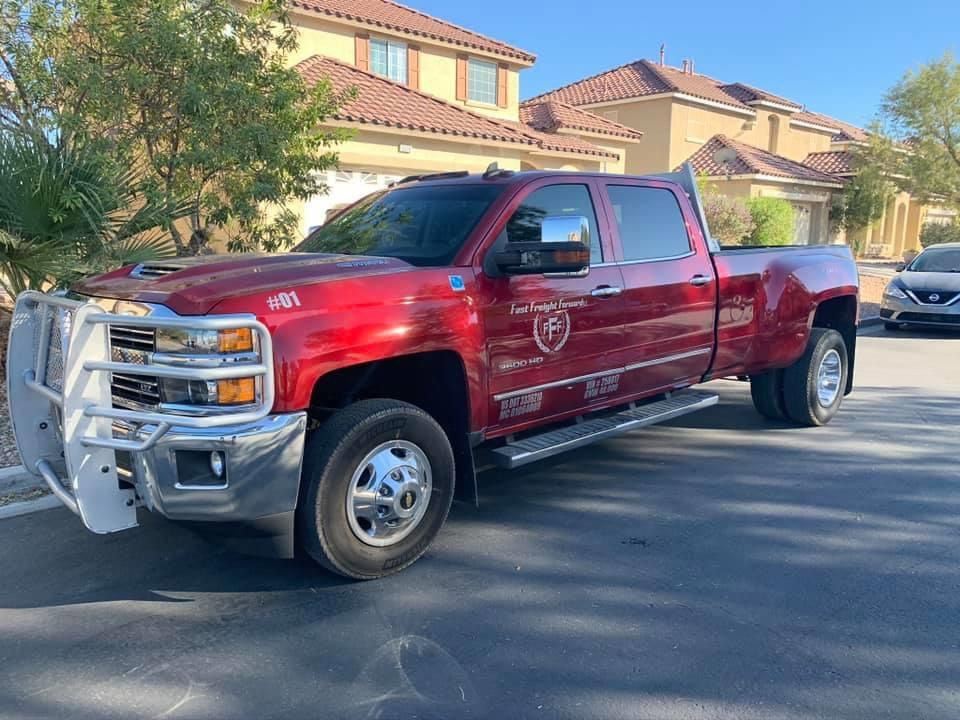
left=0, top=382, right=21, bottom=469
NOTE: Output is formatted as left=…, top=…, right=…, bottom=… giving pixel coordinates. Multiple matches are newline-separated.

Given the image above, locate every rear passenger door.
left=600, top=181, right=717, bottom=397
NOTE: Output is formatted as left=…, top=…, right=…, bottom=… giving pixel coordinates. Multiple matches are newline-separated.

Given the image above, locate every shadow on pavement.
left=1, top=376, right=958, bottom=719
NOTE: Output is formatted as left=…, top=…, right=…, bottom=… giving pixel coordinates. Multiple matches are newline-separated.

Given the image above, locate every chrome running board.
left=490, top=390, right=718, bottom=469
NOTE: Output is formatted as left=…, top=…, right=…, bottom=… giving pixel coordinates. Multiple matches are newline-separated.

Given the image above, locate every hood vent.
left=129, top=263, right=184, bottom=279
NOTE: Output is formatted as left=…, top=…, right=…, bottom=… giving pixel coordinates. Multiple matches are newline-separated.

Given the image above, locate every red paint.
left=73, top=171, right=859, bottom=440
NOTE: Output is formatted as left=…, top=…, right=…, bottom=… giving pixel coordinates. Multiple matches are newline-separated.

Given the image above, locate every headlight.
left=155, top=327, right=258, bottom=407
left=156, top=328, right=254, bottom=354
left=884, top=283, right=908, bottom=300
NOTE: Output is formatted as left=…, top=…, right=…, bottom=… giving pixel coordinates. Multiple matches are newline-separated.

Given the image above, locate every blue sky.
left=411, top=0, right=959, bottom=127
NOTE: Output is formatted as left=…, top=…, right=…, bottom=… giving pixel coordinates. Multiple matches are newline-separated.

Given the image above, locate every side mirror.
left=895, top=262, right=906, bottom=272
left=494, top=215, right=591, bottom=275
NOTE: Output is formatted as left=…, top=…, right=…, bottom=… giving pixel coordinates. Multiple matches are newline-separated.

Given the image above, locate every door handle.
left=689, top=275, right=713, bottom=287
left=591, top=286, right=623, bottom=298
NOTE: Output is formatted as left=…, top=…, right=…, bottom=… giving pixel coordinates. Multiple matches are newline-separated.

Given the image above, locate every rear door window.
left=606, top=185, right=692, bottom=262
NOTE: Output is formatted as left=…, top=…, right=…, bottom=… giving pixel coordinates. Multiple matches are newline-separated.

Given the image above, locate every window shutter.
left=456, top=55, right=468, bottom=101
left=497, top=63, right=509, bottom=108
left=355, top=33, right=370, bottom=72
left=407, top=46, right=420, bottom=89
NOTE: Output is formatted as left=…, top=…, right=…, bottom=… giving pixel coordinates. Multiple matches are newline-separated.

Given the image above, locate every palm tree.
left=0, top=131, right=187, bottom=298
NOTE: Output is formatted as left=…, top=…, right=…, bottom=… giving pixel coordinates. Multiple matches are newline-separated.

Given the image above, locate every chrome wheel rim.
left=346, top=440, right=433, bottom=548
left=816, top=349, right=842, bottom=408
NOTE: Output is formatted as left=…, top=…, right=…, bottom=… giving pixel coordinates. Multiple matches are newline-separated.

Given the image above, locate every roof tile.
left=290, top=0, right=535, bottom=63
left=520, top=101, right=643, bottom=141
left=296, top=55, right=534, bottom=145
left=297, top=55, right=615, bottom=159
left=684, top=135, right=843, bottom=185
left=719, top=82, right=802, bottom=110
left=528, top=60, right=752, bottom=111
left=804, top=150, right=856, bottom=176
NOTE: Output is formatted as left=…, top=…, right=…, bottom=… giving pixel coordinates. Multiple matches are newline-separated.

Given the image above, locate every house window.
left=468, top=58, right=497, bottom=104
left=370, top=38, right=407, bottom=84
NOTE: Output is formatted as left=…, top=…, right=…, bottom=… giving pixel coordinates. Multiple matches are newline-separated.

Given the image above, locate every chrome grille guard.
left=7, top=290, right=275, bottom=533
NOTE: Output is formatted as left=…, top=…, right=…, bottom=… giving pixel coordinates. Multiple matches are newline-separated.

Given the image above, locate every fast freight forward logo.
left=533, top=310, right=571, bottom=353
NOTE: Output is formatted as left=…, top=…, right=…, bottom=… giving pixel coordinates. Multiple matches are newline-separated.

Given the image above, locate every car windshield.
left=909, top=247, right=960, bottom=272
left=296, top=183, right=504, bottom=266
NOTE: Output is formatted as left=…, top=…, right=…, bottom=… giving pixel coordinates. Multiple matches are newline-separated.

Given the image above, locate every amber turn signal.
left=216, top=377, right=256, bottom=405
left=218, top=328, right=254, bottom=353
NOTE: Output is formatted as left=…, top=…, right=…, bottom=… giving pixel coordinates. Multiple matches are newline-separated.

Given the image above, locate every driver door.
left=479, top=180, right=627, bottom=434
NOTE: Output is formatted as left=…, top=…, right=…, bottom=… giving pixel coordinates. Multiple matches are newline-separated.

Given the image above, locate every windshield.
left=296, top=183, right=504, bottom=266
left=909, top=247, right=960, bottom=273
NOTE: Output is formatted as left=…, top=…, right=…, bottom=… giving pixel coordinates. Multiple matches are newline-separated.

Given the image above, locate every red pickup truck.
left=7, top=165, right=859, bottom=579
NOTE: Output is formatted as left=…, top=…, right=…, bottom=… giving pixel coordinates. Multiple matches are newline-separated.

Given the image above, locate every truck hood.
left=73, top=253, right=416, bottom=315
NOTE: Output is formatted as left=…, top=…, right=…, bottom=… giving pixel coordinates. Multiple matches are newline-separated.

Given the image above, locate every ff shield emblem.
left=449, top=275, right=465, bottom=292
left=534, top=310, right=571, bottom=353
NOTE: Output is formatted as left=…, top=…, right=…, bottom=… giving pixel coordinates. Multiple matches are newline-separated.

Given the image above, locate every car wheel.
left=750, top=369, right=786, bottom=420
left=884, top=321, right=902, bottom=331
left=783, top=328, right=849, bottom=427
left=297, top=399, right=455, bottom=579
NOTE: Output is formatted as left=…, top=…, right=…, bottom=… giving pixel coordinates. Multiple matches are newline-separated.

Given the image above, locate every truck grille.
left=109, top=325, right=161, bottom=408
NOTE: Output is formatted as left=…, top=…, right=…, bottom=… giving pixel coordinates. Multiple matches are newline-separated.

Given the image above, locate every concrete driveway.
left=1, top=327, right=958, bottom=720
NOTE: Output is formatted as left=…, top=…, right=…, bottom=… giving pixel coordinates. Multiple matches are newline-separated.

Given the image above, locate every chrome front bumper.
left=881, top=294, right=960, bottom=327
left=7, top=291, right=302, bottom=534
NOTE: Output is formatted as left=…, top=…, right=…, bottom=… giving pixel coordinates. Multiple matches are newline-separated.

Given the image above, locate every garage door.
left=303, top=169, right=404, bottom=236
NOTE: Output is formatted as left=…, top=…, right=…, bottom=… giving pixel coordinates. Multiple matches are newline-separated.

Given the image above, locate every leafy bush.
left=745, top=197, right=796, bottom=246
left=702, top=193, right=754, bottom=245
left=0, top=133, right=186, bottom=297
left=920, top=221, right=960, bottom=247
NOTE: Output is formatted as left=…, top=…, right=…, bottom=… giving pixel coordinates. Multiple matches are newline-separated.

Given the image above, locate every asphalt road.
left=2, top=327, right=959, bottom=720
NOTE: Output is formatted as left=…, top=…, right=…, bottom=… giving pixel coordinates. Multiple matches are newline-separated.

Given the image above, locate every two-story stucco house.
left=529, top=57, right=943, bottom=255
left=275, top=0, right=641, bottom=232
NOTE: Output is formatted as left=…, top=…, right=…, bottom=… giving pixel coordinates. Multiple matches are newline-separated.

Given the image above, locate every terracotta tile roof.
left=527, top=59, right=752, bottom=111
left=503, top=121, right=619, bottom=159
left=297, top=55, right=615, bottom=160
left=520, top=101, right=643, bottom=141
left=719, top=82, right=802, bottom=110
left=804, top=150, right=856, bottom=176
left=289, top=0, right=535, bottom=63
left=683, top=135, right=843, bottom=185
left=296, top=55, right=535, bottom=146
left=791, top=110, right=869, bottom=142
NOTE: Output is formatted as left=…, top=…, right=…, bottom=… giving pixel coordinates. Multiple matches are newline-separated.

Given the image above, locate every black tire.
left=782, top=328, right=848, bottom=427
left=296, top=399, right=455, bottom=579
left=884, top=321, right=902, bottom=331
left=750, top=369, right=786, bottom=420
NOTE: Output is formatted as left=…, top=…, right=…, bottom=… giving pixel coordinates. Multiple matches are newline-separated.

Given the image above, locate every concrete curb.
left=0, top=464, right=39, bottom=495
left=0, top=493, right=60, bottom=520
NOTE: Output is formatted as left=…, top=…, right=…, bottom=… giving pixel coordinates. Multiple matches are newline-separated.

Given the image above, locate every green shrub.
left=745, top=197, right=796, bottom=246
left=702, top=193, right=754, bottom=245
left=920, top=222, right=960, bottom=247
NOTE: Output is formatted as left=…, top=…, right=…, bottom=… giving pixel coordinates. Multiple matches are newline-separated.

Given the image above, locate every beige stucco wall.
left=582, top=97, right=673, bottom=175
left=288, top=11, right=522, bottom=122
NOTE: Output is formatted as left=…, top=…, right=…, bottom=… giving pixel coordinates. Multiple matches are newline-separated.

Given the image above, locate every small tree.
left=1, top=0, right=351, bottom=255
left=863, top=52, right=960, bottom=206
left=746, top=198, right=795, bottom=246
left=920, top=222, right=960, bottom=247
left=830, top=162, right=895, bottom=253
left=701, top=192, right=754, bottom=245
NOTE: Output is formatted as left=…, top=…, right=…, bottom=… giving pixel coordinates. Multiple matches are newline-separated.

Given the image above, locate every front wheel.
left=782, top=328, right=849, bottom=426
left=297, top=399, right=455, bottom=579
left=884, top=321, right=902, bottom=331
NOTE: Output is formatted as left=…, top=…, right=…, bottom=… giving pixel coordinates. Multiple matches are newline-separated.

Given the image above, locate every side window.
left=505, top=184, right=603, bottom=264
left=606, top=185, right=692, bottom=261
